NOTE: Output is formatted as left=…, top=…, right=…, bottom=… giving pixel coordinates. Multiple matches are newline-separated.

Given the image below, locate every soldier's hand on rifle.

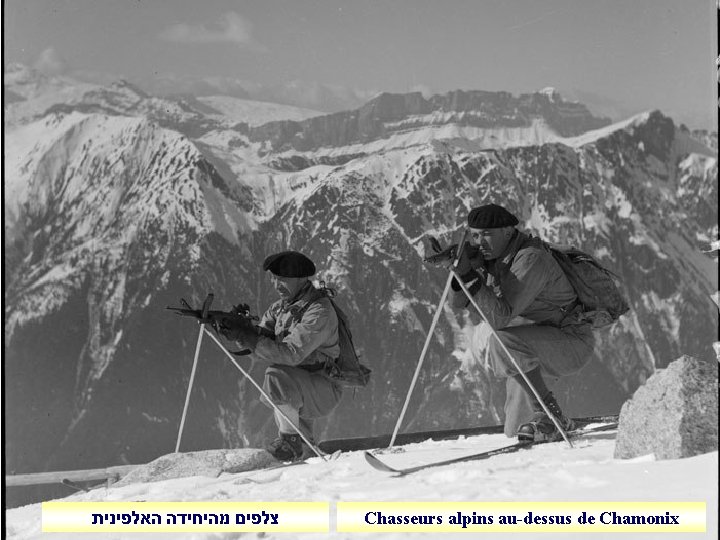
left=217, top=316, right=260, bottom=349
left=455, top=244, right=483, bottom=281
left=216, top=315, right=249, bottom=339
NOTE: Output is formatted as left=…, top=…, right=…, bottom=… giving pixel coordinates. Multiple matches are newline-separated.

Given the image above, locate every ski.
left=245, top=449, right=343, bottom=480
left=61, top=478, right=91, bottom=492
left=319, top=414, right=618, bottom=453
left=364, top=421, right=618, bottom=476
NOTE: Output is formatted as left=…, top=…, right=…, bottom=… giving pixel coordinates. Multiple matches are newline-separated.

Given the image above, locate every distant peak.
left=108, top=79, right=149, bottom=98
left=564, top=109, right=676, bottom=150
left=538, top=87, right=562, bottom=102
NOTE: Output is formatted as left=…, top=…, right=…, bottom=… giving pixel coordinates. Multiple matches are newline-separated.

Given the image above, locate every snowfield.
left=197, top=96, right=323, bottom=126
left=5, top=428, right=717, bottom=539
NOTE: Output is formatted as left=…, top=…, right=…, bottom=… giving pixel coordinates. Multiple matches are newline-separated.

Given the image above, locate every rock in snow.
left=113, top=448, right=279, bottom=486
left=614, top=355, right=719, bottom=460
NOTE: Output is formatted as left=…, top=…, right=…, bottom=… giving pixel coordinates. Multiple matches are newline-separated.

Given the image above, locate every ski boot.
left=267, top=433, right=312, bottom=462
left=517, top=392, right=576, bottom=442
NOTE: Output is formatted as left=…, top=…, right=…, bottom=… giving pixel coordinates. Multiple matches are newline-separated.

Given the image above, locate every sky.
left=2, top=0, right=718, bottom=129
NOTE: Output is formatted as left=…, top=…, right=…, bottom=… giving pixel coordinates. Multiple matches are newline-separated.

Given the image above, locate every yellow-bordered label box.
left=42, top=501, right=329, bottom=533
left=337, top=501, right=706, bottom=533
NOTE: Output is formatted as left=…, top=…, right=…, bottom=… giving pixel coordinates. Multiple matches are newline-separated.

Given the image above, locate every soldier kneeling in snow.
left=429, top=204, right=595, bottom=442
left=219, top=251, right=343, bottom=461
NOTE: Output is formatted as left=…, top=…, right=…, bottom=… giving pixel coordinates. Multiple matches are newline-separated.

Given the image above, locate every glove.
left=233, top=325, right=260, bottom=350
left=455, top=245, right=480, bottom=281
left=449, top=245, right=486, bottom=295
left=455, top=244, right=482, bottom=279
left=217, top=316, right=259, bottom=347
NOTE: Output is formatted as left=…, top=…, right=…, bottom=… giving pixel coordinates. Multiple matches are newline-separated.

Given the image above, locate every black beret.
left=467, top=204, right=519, bottom=229
left=262, top=251, right=316, bottom=278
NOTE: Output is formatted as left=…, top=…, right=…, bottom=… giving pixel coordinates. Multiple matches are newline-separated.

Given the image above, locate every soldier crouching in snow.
left=429, top=203, right=595, bottom=442
left=218, top=251, right=343, bottom=461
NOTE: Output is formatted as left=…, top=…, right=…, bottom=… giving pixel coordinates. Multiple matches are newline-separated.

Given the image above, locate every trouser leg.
left=487, top=324, right=594, bottom=434
left=503, top=377, right=534, bottom=437
left=262, top=364, right=342, bottom=440
left=512, top=366, right=550, bottom=405
left=273, top=405, right=315, bottom=440
left=273, top=404, right=300, bottom=435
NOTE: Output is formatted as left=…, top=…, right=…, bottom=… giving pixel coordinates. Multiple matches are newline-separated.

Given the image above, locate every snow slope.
left=5, top=429, right=718, bottom=539
left=197, top=96, right=322, bottom=126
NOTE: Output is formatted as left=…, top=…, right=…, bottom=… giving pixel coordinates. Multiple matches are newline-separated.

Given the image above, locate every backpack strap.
left=292, top=288, right=329, bottom=322
left=276, top=288, right=329, bottom=340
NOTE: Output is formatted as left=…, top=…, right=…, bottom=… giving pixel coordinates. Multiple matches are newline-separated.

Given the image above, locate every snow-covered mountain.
left=3, top=64, right=322, bottom=134
left=3, top=65, right=718, bottom=482
left=196, top=96, right=322, bottom=126
left=131, top=73, right=378, bottom=114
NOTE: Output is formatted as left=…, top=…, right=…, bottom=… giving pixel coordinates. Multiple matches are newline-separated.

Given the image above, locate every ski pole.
left=175, top=323, right=205, bottom=452
left=203, top=326, right=328, bottom=461
left=388, top=230, right=470, bottom=448
left=450, top=270, right=574, bottom=448
left=175, top=293, right=214, bottom=453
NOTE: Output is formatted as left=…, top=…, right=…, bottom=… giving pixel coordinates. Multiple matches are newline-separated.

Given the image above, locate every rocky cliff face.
left=4, top=67, right=717, bottom=474
left=249, top=89, right=611, bottom=152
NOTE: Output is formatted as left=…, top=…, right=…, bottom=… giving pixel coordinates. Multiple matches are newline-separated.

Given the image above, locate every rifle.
left=167, top=293, right=262, bottom=356
left=424, top=237, right=459, bottom=264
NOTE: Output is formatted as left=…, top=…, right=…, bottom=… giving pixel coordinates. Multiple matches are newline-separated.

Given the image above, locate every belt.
left=299, top=352, right=338, bottom=373
left=299, top=362, right=327, bottom=373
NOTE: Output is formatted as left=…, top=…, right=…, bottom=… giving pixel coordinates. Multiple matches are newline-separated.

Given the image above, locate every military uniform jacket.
left=252, top=282, right=340, bottom=367
left=452, top=230, right=578, bottom=330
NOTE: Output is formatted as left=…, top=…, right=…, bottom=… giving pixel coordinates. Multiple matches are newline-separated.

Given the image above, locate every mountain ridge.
left=3, top=71, right=717, bottom=476
left=247, top=88, right=612, bottom=153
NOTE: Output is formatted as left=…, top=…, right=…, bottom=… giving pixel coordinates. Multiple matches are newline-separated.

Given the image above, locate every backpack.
left=542, top=241, right=631, bottom=329
left=295, top=286, right=372, bottom=388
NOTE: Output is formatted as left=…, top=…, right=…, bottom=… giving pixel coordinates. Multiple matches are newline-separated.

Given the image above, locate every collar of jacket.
left=497, top=229, right=525, bottom=265
left=281, top=280, right=316, bottom=309
left=483, top=229, right=541, bottom=273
